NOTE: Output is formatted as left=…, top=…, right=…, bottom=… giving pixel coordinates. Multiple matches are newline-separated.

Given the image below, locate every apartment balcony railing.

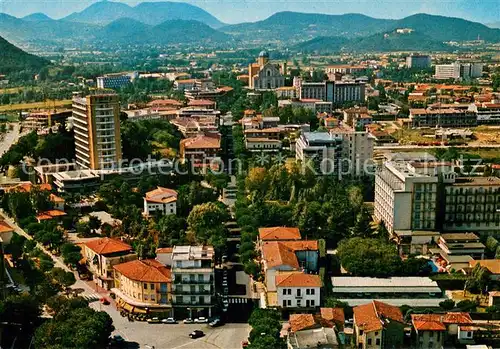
left=172, top=289, right=213, bottom=295
left=173, top=277, right=213, bottom=285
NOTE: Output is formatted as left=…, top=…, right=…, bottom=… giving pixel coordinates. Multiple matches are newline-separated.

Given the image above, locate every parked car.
left=209, top=318, right=224, bottom=327
left=194, top=317, right=208, bottom=323
left=162, top=317, right=177, bottom=324
left=183, top=318, right=194, bottom=324
left=189, top=330, right=205, bottom=339
left=241, top=340, right=249, bottom=348
left=100, top=297, right=110, bottom=305
left=147, top=317, right=161, bottom=324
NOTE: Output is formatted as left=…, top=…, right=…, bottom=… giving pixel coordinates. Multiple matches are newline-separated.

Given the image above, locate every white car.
left=183, top=318, right=194, bottom=324
left=194, top=317, right=208, bottom=323
left=162, top=317, right=177, bottom=324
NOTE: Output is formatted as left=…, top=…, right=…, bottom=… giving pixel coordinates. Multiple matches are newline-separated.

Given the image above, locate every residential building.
left=278, top=99, right=333, bottom=113
left=437, top=233, right=485, bottom=260
left=435, top=62, right=483, bottom=80
left=143, top=187, right=177, bottom=216
left=406, top=54, right=432, bottom=69
left=112, top=259, right=172, bottom=316
left=331, top=277, right=446, bottom=307
left=325, top=65, right=366, bottom=75
left=174, top=78, right=214, bottom=91
left=297, top=80, right=326, bottom=100
left=392, top=230, right=440, bottom=256
left=342, top=107, right=372, bottom=127
left=443, top=177, right=500, bottom=232
left=83, top=237, right=137, bottom=289
left=374, top=160, right=448, bottom=232
left=171, top=116, right=218, bottom=138
left=468, top=103, right=500, bottom=125
left=124, top=108, right=161, bottom=122
left=258, top=226, right=302, bottom=244
left=325, top=81, right=366, bottom=105
left=329, top=125, right=375, bottom=177
left=469, top=259, right=500, bottom=281
left=276, top=86, right=298, bottom=99
left=245, top=137, right=282, bottom=152
left=72, top=94, right=122, bottom=170
left=488, top=291, right=500, bottom=306
left=96, top=72, right=136, bottom=89
left=411, top=313, right=475, bottom=347
left=148, top=99, right=183, bottom=111
left=248, top=51, right=285, bottom=90
left=179, top=133, right=221, bottom=169
left=277, top=273, right=321, bottom=308
left=171, top=246, right=215, bottom=317
left=295, top=132, right=343, bottom=175
left=409, top=108, right=477, bottom=127
left=287, top=318, right=339, bottom=349
left=21, top=109, right=72, bottom=131
left=353, top=300, right=404, bottom=349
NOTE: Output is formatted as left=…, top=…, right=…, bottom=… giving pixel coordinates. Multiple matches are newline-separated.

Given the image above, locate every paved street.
left=0, top=123, right=22, bottom=155
left=89, top=300, right=250, bottom=349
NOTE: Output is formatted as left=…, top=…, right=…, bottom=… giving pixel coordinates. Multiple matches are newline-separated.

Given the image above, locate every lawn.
left=0, top=99, right=72, bottom=112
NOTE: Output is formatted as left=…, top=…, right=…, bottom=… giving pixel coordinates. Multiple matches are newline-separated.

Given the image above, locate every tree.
left=7, top=191, right=34, bottom=220
left=88, top=216, right=102, bottom=231
left=61, top=243, right=82, bottom=266
left=465, top=264, right=491, bottom=294
left=0, top=294, right=41, bottom=328
left=351, top=208, right=374, bottom=237
left=4, top=233, right=26, bottom=263
left=50, top=267, right=76, bottom=288
left=337, top=237, right=401, bottom=277
left=157, top=214, right=186, bottom=246
left=439, top=299, right=455, bottom=311
left=187, top=202, right=229, bottom=242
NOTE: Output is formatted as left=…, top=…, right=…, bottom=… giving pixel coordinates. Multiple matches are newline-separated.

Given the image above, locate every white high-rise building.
left=72, top=94, right=122, bottom=170
left=330, top=126, right=375, bottom=177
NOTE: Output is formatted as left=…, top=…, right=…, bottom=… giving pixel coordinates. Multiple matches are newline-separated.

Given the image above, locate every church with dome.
left=248, top=51, right=286, bottom=90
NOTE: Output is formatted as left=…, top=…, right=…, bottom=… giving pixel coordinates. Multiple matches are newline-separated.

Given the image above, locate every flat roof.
left=337, top=298, right=448, bottom=307
left=331, top=277, right=440, bottom=288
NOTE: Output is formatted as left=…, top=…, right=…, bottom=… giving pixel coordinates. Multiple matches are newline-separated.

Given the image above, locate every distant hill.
left=96, top=19, right=232, bottom=45
left=0, top=35, right=48, bottom=73
left=63, top=1, right=224, bottom=28
left=295, top=31, right=450, bottom=53
left=222, top=12, right=395, bottom=42
left=393, top=14, right=500, bottom=42
left=486, top=22, right=500, bottom=29
left=22, top=13, right=52, bottom=21
left=222, top=11, right=500, bottom=44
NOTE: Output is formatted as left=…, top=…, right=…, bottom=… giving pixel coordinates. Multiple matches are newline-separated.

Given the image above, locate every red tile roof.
left=36, top=209, right=67, bottom=221
left=5, top=182, right=51, bottom=193
left=188, top=99, right=215, bottom=107
left=320, top=308, right=345, bottom=326
left=259, top=227, right=301, bottom=241
left=85, top=237, right=133, bottom=255
left=411, top=314, right=447, bottom=331
left=469, top=259, right=500, bottom=274
left=156, top=247, right=173, bottom=254
left=144, top=187, right=178, bottom=204
left=442, top=312, right=473, bottom=325
left=275, top=273, right=321, bottom=288
left=354, top=301, right=403, bottom=332
left=289, top=314, right=317, bottom=332
left=180, top=134, right=221, bottom=149
left=0, top=221, right=14, bottom=234
left=262, top=240, right=318, bottom=269
left=113, top=259, right=171, bottom=283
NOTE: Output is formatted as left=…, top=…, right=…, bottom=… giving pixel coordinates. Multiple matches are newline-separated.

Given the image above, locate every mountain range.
left=0, top=36, right=48, bottom=73
left=0, top=2, right=499, bottom=49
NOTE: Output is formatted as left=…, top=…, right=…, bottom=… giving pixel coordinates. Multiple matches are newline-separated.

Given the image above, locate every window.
left=287, top=300, right=292, bottom=306
left=296, top=289, right=301, bottom=297
left=429, top=332, right=434, bottom=338
left=306, top=289, right=310, bottom=295
left=310, top=289, right=315, bottom=295
left=375, top=332, right=378, bottom=336
left=297, top=300, right=301, bottom=307
left=143, top=283, right=147, bottom=289
left=437, top=332, right=440, bottom=341
left=283, top=300, right=287, bottom=307
left=310, top=300, right=315, bottom=307
left=376, top=338, right=380, bottom=345
left=150, top=295, right=155, bottom=301
left=367, top=338, right=372, bottom=345
left=359, top=330, right=363, bottom=336
left=144, top=295, right=148, bottom=300
left=150, top=283, right=154, bottom=290
left=282, top=289, right=287, bottom=295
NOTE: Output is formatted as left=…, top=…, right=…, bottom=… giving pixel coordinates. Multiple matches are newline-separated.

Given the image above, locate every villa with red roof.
left=411, top=312, right=475, bottom=347
left=83, top=237, right=137, bottom=289
left=143, top=187, right=177, bottom=216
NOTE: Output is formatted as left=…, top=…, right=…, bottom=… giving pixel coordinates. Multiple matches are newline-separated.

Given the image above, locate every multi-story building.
left=179, top=133, right=221, bottom=169
left=112, top=259, right=172, bottom=316
left=299, top=81, right=326, bottom=101
left=275, top=86, right=298, bottom=99
left=329, top=125, right=375, bottom=177
left=143, top=187, right=177, bottom=216
left=83, top=237, right=137, bottom=289
left=435, top=62, right=483, bottom=80
left=409, top=108, right=477, bottom=128
left=325, top=65, right=366, bottom=75
left=96, top=72, right=136, bottom=89
left=406, top=54, right=432, bottom=69
left=468, top=102, right=500, bottom=125
left=276, top=273, right=321, bottom=309
left=443, top=177, right=500, bottom=232
left=171, top=246, right=215, bottom=318
left=437, top=233, right=485, bottom=260
left=342, top=107, right=372, bottom=127
left=295, top=132, right=343, bottom=175
left=21, top=109, right=72, bottom=132
left=72, top=94, right=122, bottom=170
left=411, top=313, right=475, bottom=348
left=374, top=160, right=455, bottom=233
left=353, top=300, right=405, bottom=349
left=326, top=81, right=366, bottom=105
left=174, top=78, right=214, bottom=91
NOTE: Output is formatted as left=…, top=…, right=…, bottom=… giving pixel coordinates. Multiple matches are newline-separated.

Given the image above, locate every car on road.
left=194, top=317, right=208, bottom=323
left=183, top=318, right=194, bottom=324
left=209, top=318, right=224, bottom=327
left=189, top=330, right=205, bottom=339
left=162, top=317, right=177, bottom=324
left=100, top=297, right=110, bottom=305
left=147, top=317, right=161, bottom=324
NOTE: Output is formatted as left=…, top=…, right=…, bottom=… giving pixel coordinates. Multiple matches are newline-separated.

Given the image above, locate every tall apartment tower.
left=72, top=94, right=122, bottom=170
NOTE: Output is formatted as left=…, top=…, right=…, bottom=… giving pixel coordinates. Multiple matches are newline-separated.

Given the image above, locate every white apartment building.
left=295, top=132, right=343, bottom=175
left=468, top=103, right=500, bottom=125
left=406, top=54, right=431, bottom=69
left=276, top=273, right=321, bottom=308
left=72, top=94, right=122, bottom=170
left=171, top=246, right=215, bottom=317
left=374, top=160, right=455, bottom=233
left=96, top=73, right=135, bottom=89
left=143, top=187, right=177, bottom=216
left=435, top=62, right=483, bottom=80
left=330, top=126, right=375, bottom=177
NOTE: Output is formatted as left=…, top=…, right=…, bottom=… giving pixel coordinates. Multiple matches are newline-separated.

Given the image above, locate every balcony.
left=173, top=277, right=213, bottom=285
left=172, top=288, right=213, bottom=295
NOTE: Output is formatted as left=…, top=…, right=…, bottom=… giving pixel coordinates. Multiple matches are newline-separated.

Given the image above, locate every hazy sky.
left=0, top=0, right=498, bottom=24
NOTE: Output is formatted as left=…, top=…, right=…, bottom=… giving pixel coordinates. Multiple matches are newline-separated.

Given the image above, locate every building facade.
left=143, top=187, right=177, bottom=216
left=96, top=73, right=135, bottom=89
left=248, top=51, right=285, bottom=90
left=406, top=54, right=432, bottom=69
left=276, top=273, right=321, bottom=308
left=409, top=108, right=477, bottom=128
left=171, top=246, right=215, bottom=317
left=330, top=126, right=375, bottom=177
left=296, top=132, right=343, bottom=175
left=72, top=94, right=122, bottom=170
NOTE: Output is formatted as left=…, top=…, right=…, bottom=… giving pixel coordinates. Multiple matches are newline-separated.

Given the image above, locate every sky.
left=0, top=0, right=498, bottom=24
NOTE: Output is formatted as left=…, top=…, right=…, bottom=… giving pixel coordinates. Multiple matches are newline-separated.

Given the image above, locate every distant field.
left=0, top=100, right=72, bottom=112
left=0, top=86, right=41, bottom=94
